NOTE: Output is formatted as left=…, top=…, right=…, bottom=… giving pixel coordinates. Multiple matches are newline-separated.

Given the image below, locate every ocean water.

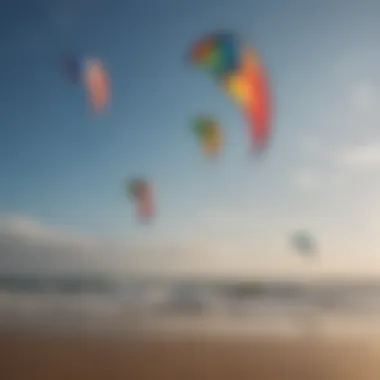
left=1, top=275, right=380, bottom=338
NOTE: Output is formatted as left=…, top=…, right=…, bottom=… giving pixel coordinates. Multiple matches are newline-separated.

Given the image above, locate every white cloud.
left=0, top=215, right=190, bottom=276
left=300, top=136, right=324, bottom=158
left=0, top=212, right=299, bottom=277
left=0, top=214, right=272, bottom=277
left=1, top=210, right=380, bottom=278
left=328, top=53, right=380, bottom=134
left=292, top=169, right=320, bottom=191
left=0, top=215, right=104, bottom=274
left=336, top=142, right=380, bottom=169
left=349, top=81, right=378, bottom=114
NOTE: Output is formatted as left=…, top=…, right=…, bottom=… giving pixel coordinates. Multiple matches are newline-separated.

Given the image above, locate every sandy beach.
left=1, top=333, right=380, bottom=380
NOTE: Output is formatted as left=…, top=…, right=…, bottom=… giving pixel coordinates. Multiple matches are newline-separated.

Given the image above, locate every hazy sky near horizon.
left=1, top=0, right=380, bottom=276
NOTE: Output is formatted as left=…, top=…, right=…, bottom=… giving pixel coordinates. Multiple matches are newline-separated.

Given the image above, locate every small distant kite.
left=291, top=230, right=317, bottom=257
left=190, top=32, right=272, bottom=153
left=61, top=55, right=110, bottom=114
left=192, top=116, right=224, bottom=158
left=127, top=178, right=155, bottom=222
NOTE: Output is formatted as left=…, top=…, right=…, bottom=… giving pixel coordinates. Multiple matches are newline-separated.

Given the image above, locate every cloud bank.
left=336, top=142, right=380, bottom=169
left=1, top=200, right=380, bottom=279
left=0, top=215, right=186, bottom=276
left=0, top=214, right=269, bottom=277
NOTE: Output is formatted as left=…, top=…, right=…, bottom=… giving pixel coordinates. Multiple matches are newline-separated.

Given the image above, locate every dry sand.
left=1, top=333, right=380, bottom=379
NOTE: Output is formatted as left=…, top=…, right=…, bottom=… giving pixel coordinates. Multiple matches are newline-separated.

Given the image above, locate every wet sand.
left=0, top=333, right=380, bottom=379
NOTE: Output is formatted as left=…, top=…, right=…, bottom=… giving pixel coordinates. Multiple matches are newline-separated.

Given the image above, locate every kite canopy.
left=191, top=32, right=240, bottom=79
left=62, top=56, right=110, bottom=114
left=192, top=116, right=223, bottom=158
left=190, top=32, right=272, bottom=152
left=291, top=230, right=316, bottom=257
left=128, top=178, right=148, bottom=199
left=126, top=178, right=155, bottom=222
left=84, top=59, right=110, bottom=114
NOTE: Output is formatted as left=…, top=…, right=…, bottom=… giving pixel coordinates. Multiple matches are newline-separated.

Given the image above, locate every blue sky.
left=1, top=0, right=380, bottom=276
